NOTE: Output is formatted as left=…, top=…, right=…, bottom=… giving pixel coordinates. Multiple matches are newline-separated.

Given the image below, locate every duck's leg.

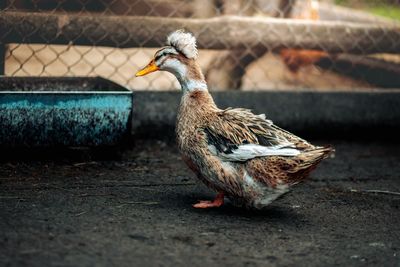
left=193, top=192, right=224, bottom=208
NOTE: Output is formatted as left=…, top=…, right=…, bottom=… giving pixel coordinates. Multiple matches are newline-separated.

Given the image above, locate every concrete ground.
left=0, top=139, right=399, bottom=267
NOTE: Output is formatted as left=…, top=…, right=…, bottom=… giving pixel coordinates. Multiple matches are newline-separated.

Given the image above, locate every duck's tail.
left=299, top=145, right=335, bottom=167
left=311, top=145, right=335, bottom=160
left=287, top=145, right=334, bottom=184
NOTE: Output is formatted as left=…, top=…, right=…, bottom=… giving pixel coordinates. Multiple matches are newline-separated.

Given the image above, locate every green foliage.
left=368, top=5, right=400, bottom=20
left=335, top=0, right=400, bottom=21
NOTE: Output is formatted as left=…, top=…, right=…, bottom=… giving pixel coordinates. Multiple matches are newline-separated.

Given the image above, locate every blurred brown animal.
left=280, top=49, right=329, bottom=73
left=280, top=0, right=329, bottom=74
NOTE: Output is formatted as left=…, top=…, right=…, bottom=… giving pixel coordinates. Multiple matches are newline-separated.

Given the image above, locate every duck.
left=135, top=30, right=334, bottom=209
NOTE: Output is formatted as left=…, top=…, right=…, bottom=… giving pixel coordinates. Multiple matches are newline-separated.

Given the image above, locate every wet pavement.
left=0, top=140, right=399, bottom=267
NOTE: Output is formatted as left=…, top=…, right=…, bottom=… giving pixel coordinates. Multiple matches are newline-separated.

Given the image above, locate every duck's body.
left=136, top=30, right=333, bottom=209
left=176, top=89, right=331, bottom=208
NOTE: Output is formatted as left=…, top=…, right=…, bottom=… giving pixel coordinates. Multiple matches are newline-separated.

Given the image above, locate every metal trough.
left=0, top=77, right=132, bottom=147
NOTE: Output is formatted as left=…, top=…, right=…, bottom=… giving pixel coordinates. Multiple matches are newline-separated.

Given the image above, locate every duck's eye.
left=155, top=54, right=163, bottom=62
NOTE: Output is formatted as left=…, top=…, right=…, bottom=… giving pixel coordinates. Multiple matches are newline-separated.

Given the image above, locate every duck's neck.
left=172, top=60, right=208, bottom=93
left=178, top=77, right=208, bottom=93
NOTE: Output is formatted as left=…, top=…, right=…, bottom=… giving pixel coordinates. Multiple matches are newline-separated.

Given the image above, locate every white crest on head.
left=166, top=30, right=198, bottom=59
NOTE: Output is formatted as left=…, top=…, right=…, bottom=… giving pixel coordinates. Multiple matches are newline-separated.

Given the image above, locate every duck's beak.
left=135, top=59, right=159, bottom=77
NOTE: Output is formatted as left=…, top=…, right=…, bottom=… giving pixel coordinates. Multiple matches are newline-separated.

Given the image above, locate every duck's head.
left=135, top=30, right=207, bottom=92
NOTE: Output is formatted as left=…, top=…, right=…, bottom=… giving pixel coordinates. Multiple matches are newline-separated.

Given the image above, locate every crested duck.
left=136, top=30, right=334, bottom=209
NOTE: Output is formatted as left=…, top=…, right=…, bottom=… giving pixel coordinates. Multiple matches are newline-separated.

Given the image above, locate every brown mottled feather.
left=204, top=107, right=333, bottom=187
left=209, top=108, right=312, bottom=150
left=246, top=146, right=332, bottom=187
left=175, top=82, right=333, bottom=208
left=177, top=90, right=333, bottom=190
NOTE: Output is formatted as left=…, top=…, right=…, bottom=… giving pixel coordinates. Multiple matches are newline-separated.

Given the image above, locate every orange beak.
left=135, top=59, right=159, bottom=77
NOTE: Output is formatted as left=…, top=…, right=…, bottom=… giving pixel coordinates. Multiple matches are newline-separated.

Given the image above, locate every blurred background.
left=1, top=0, right=400, bottom=91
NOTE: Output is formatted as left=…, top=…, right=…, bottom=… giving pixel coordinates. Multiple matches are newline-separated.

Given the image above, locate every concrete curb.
left=131, top=90, right=400, bottom=140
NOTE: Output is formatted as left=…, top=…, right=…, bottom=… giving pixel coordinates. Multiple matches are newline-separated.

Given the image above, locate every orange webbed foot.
left=193, top=192, right=224, bottom=209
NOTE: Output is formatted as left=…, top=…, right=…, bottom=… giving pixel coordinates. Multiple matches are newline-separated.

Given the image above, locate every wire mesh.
left=1, top=0, right=400, bottom=91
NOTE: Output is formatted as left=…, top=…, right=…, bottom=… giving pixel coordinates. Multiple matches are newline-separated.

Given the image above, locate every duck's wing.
left=205, top=108, right=313, bottom=162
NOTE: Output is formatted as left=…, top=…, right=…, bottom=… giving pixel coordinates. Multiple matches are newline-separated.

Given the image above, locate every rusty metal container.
left=0, top=77, right=132, bottom=147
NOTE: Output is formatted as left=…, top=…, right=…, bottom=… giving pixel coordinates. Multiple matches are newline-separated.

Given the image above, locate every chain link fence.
left=1, top=0, right=400, bottom=91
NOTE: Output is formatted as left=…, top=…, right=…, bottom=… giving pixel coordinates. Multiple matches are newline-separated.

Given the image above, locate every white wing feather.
left=210, top=143, right=300, bottom=162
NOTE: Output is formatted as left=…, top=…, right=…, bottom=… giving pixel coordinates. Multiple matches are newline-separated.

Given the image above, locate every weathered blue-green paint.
left=0, top=77, right=132, bottom=147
